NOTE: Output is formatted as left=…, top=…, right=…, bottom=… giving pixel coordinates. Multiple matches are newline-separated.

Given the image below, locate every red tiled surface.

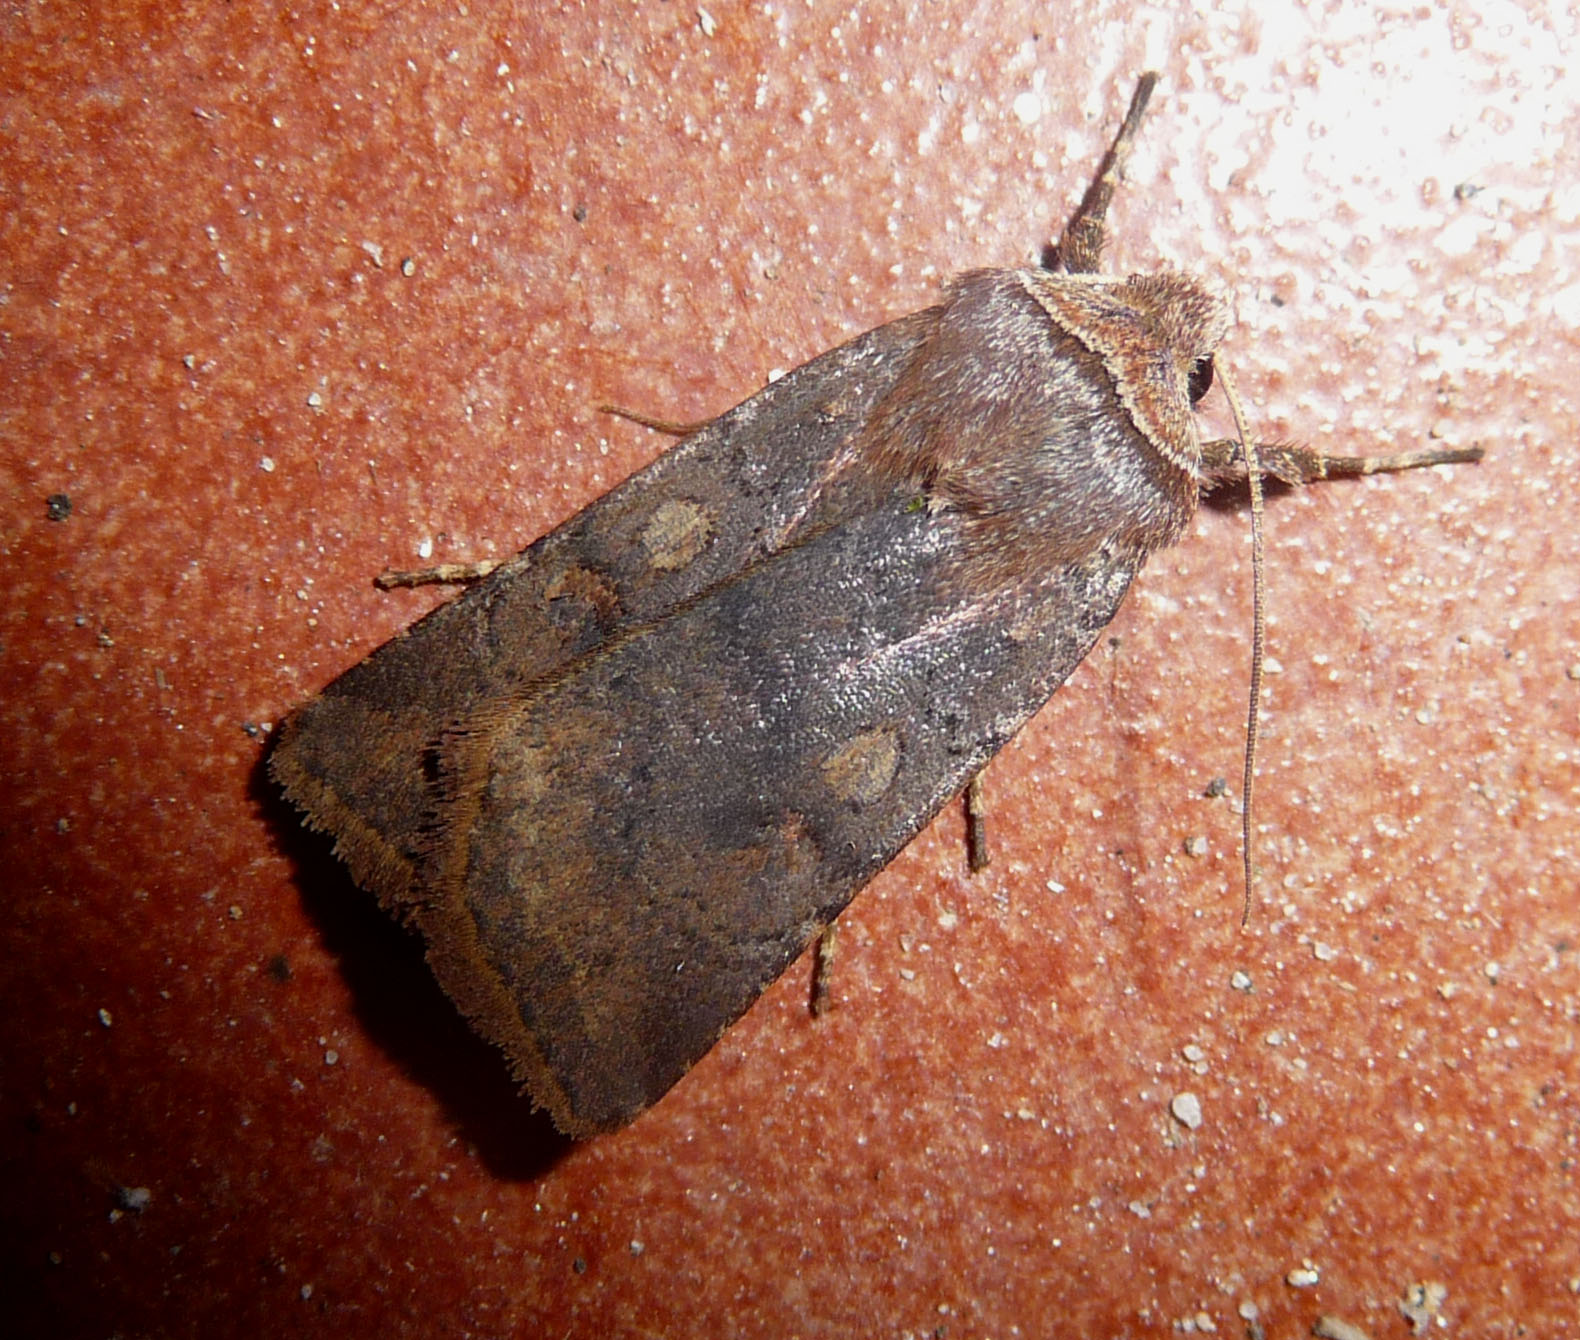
left=4, top=3, right=1576, bottom=1336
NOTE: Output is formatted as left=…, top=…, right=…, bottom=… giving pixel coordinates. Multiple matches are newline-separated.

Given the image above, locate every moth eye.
left=1187, top=356, right=1215, bottom=405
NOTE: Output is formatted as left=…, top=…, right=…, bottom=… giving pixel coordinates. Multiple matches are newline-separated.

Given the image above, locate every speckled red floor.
left=5, top=3, right=1577, bottom=1337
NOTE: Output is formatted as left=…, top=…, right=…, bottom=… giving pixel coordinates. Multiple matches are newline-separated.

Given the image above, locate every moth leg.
left=1200, top=438, right=1484, bottom=490
left=1053, top=71, right=1159, bottom=275
left=373, top=559, right=503, bottom=589
left=810, top=924, right=839, bottom=1018
left=597, top=403, right=709, bottom=437
left=965, top=773, right=991, bottom=873
left=813, top=769, right=988, bottom=1019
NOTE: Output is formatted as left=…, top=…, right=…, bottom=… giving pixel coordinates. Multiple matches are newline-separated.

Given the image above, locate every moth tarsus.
left=1198, top=438, right=1485, bottom=488
left=374, top=559, right=503, bottom=590
left=810, top=925, right=839, bottom=1018
left=596, top=403, right=708, bottom=438
left=1055, top=71, right=1158, bottom=275
left=965, top=774, right=991, bottom=873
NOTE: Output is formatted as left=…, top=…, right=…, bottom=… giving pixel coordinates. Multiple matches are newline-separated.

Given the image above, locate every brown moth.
left=271, top=75, right=1479, bottom=1136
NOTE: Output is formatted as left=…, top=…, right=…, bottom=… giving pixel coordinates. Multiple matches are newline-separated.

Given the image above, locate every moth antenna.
left=1212, top=359, right=1265, bottom=924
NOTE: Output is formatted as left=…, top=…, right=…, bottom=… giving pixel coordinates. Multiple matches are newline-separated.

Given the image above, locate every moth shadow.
left=252, top=750, right=573, bottom=1179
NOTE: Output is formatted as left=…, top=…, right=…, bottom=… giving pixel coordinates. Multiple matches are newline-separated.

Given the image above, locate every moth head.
left=1026, top=269, right=1231, bottom=476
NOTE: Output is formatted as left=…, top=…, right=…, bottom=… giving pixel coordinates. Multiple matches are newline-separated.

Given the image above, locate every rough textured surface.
left=2, top=2, right=1574, bottom=1337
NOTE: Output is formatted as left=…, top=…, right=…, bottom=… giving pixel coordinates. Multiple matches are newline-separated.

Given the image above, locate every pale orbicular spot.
left=640, top=498, right=713, bottom=572
left=820, top=726, right=902, bottom=806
